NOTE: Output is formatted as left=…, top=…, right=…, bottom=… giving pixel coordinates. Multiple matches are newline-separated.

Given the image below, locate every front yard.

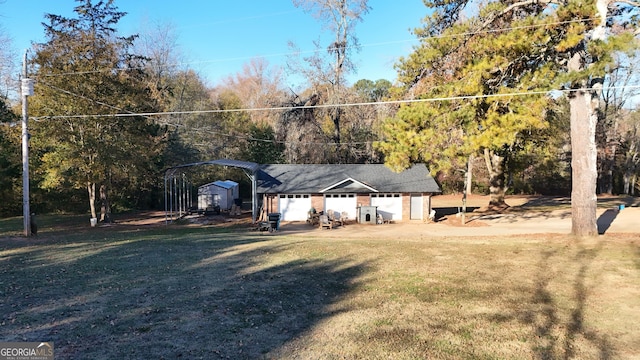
left=1, top=216, right=639, bottom=359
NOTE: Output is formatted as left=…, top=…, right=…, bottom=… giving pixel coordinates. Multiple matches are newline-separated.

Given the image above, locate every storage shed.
left=198, top=180, right=239, bottom=211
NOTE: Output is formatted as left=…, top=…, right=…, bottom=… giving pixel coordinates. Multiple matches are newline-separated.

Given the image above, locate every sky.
left=0, top=0, right=428, bottom=87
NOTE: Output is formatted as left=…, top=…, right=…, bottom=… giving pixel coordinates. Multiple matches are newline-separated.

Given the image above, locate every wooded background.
left=0, top=0, right=638, bottom=235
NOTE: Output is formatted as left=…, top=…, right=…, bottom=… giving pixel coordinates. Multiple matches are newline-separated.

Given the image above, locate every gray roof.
left=257, top=164, right=441, bottom=194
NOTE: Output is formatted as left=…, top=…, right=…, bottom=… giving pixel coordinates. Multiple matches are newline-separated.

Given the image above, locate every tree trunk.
left=100, top=184, right=111, bottom=223
left=567, top=0, right=607, bottom=237
left=483, top=148, right=508, bottom=209
left=623, top=170, right=631, bottom=194
left=569, top=84, right=599, bottom=237
left=333, top=106, right=343, bottom=161
left=466, top=154, right=473, bottom=195
left=88, top=182, right=97, bottom=220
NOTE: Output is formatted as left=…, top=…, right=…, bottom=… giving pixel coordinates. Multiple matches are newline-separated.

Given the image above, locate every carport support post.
left=252, top=171, right=257, bottom=223
left=243, top=169, right=258, bottom=224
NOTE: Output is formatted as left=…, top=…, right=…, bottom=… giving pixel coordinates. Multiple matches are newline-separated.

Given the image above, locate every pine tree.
left=378, top=0, right=639, bottom=235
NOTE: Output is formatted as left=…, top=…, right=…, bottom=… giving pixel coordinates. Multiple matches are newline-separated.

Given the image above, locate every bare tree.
left=598, top=50, right=640, bottom=194
left=222, top=58, right=287, bottom=126
left=620, top=110, right=640, bottom=195
left=134, top=20, right=184, bottom=114
left=0, top=23, right=16, bottom=100
left=288, top=0, right=370, bottom=162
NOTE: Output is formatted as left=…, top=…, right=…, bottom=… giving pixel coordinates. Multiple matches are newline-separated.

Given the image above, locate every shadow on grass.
left=0, top=225, right=367, bottom=359
left=523, top=243, right=614, bottom=359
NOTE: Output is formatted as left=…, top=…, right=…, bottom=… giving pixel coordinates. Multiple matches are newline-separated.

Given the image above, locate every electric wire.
left=31, top=84, right=640, bottom=121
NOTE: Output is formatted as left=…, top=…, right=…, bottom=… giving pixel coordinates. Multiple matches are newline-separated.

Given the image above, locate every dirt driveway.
left=274, top=195, right=639, bottom=238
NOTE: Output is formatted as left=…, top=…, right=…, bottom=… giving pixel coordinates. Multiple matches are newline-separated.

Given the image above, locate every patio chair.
left=319, top=214, right=333, bottom=230
left=340, top=211, right=349, bottom=225
left=333, top=212, right=344, bottom=227
left=307, top=210, right=320, bottom=226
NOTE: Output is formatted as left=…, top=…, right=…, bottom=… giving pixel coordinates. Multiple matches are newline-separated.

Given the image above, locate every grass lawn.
left=1, top=215, right=639, bottom=359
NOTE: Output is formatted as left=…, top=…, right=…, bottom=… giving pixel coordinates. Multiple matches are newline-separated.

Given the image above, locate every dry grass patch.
left=1, top=220, right=639, bottom=359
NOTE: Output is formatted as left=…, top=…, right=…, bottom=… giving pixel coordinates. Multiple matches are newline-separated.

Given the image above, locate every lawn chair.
left=333, top=212, right=344, bottom=227
left=377, top=213, right=391, bottom=224
left=319, top=214, right=332, bottom=230
left=341, top=211, right=349, bottom=224
left=307, top=209, right=319, bottom=226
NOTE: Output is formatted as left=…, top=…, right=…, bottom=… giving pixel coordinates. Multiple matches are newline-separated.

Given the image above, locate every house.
left=257, top=164, right=441, bottom=222
left=197, top=180, right=239, bottom=211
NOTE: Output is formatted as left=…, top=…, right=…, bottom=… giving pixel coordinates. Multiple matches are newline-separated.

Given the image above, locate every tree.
left=353, top=78, right=392, bottom=102
left=244, top=123, right=284, bottom=164
left=0, top=101, right=19, bottom=216
left=223, top=58, right=287, bottom=126
left=288, top=0, right=370, bottom=162
left=29, top=0, right=165, bottom=220
left=380, top=1, right=554, bottom=208
left=379, top=0, right=639, bottom=235
left=0, top=24, right=20, bottom=216
left=558, top=0, right=638, bottom=236
left=597, top=50, right=640, bottom=193
left=620, top=109, right=640, bottom=194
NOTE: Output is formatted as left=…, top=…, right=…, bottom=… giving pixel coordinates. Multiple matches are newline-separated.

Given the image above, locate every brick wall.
left=310, top=194, right=323, bottom=213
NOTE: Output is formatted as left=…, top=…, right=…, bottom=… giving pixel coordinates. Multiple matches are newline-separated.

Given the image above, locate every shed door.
left=324, top=194, right=357, bottom=220
left=278, top=194, right=311, bottom=221
left=370, top=193, right=402, bottom=221
left=410, top=194, right=423, bottom=220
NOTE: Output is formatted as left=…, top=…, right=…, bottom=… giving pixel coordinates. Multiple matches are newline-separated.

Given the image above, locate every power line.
left=28, top=82, right=640, bottom=148
left=31, top=84, right=640, bottom=121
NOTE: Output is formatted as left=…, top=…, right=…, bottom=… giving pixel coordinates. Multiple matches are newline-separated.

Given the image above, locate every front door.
left=410, top=194, right=423, bottom=220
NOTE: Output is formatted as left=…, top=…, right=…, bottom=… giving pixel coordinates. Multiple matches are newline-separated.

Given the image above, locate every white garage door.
left=371, top=193, right=402, bottom=221
left=324, top=194, right=357, bottom=220
left=278, top=194, right=311, bottom=221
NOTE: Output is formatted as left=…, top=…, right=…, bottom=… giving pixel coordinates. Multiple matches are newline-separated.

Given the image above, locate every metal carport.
left=164, top=159, right=260, bottom=224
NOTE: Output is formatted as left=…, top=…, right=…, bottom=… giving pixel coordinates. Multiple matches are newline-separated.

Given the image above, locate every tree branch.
left=614, top=0, right=640, bottom=6
left=480, top=0, right=561, bottom=29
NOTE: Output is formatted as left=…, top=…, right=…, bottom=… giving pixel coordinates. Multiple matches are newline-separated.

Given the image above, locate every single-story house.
left=257, top=164, right=441, bottom=222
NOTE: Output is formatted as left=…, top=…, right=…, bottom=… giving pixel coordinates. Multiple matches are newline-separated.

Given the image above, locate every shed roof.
left=257, top=164, right=441, bottom=194
left=199, top=180, right=238, bottom=190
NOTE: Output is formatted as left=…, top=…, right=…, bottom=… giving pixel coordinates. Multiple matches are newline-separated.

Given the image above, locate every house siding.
left=263, top=192, right=436, bottom=222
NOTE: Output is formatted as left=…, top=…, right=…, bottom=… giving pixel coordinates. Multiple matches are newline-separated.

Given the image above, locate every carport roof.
left=164, top=159, right=260, bottom=175
left=257, top=164, right=441, bottom=194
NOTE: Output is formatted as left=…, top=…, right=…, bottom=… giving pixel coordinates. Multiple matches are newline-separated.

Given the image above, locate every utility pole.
left=21, top=50, right=34, bottom=237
